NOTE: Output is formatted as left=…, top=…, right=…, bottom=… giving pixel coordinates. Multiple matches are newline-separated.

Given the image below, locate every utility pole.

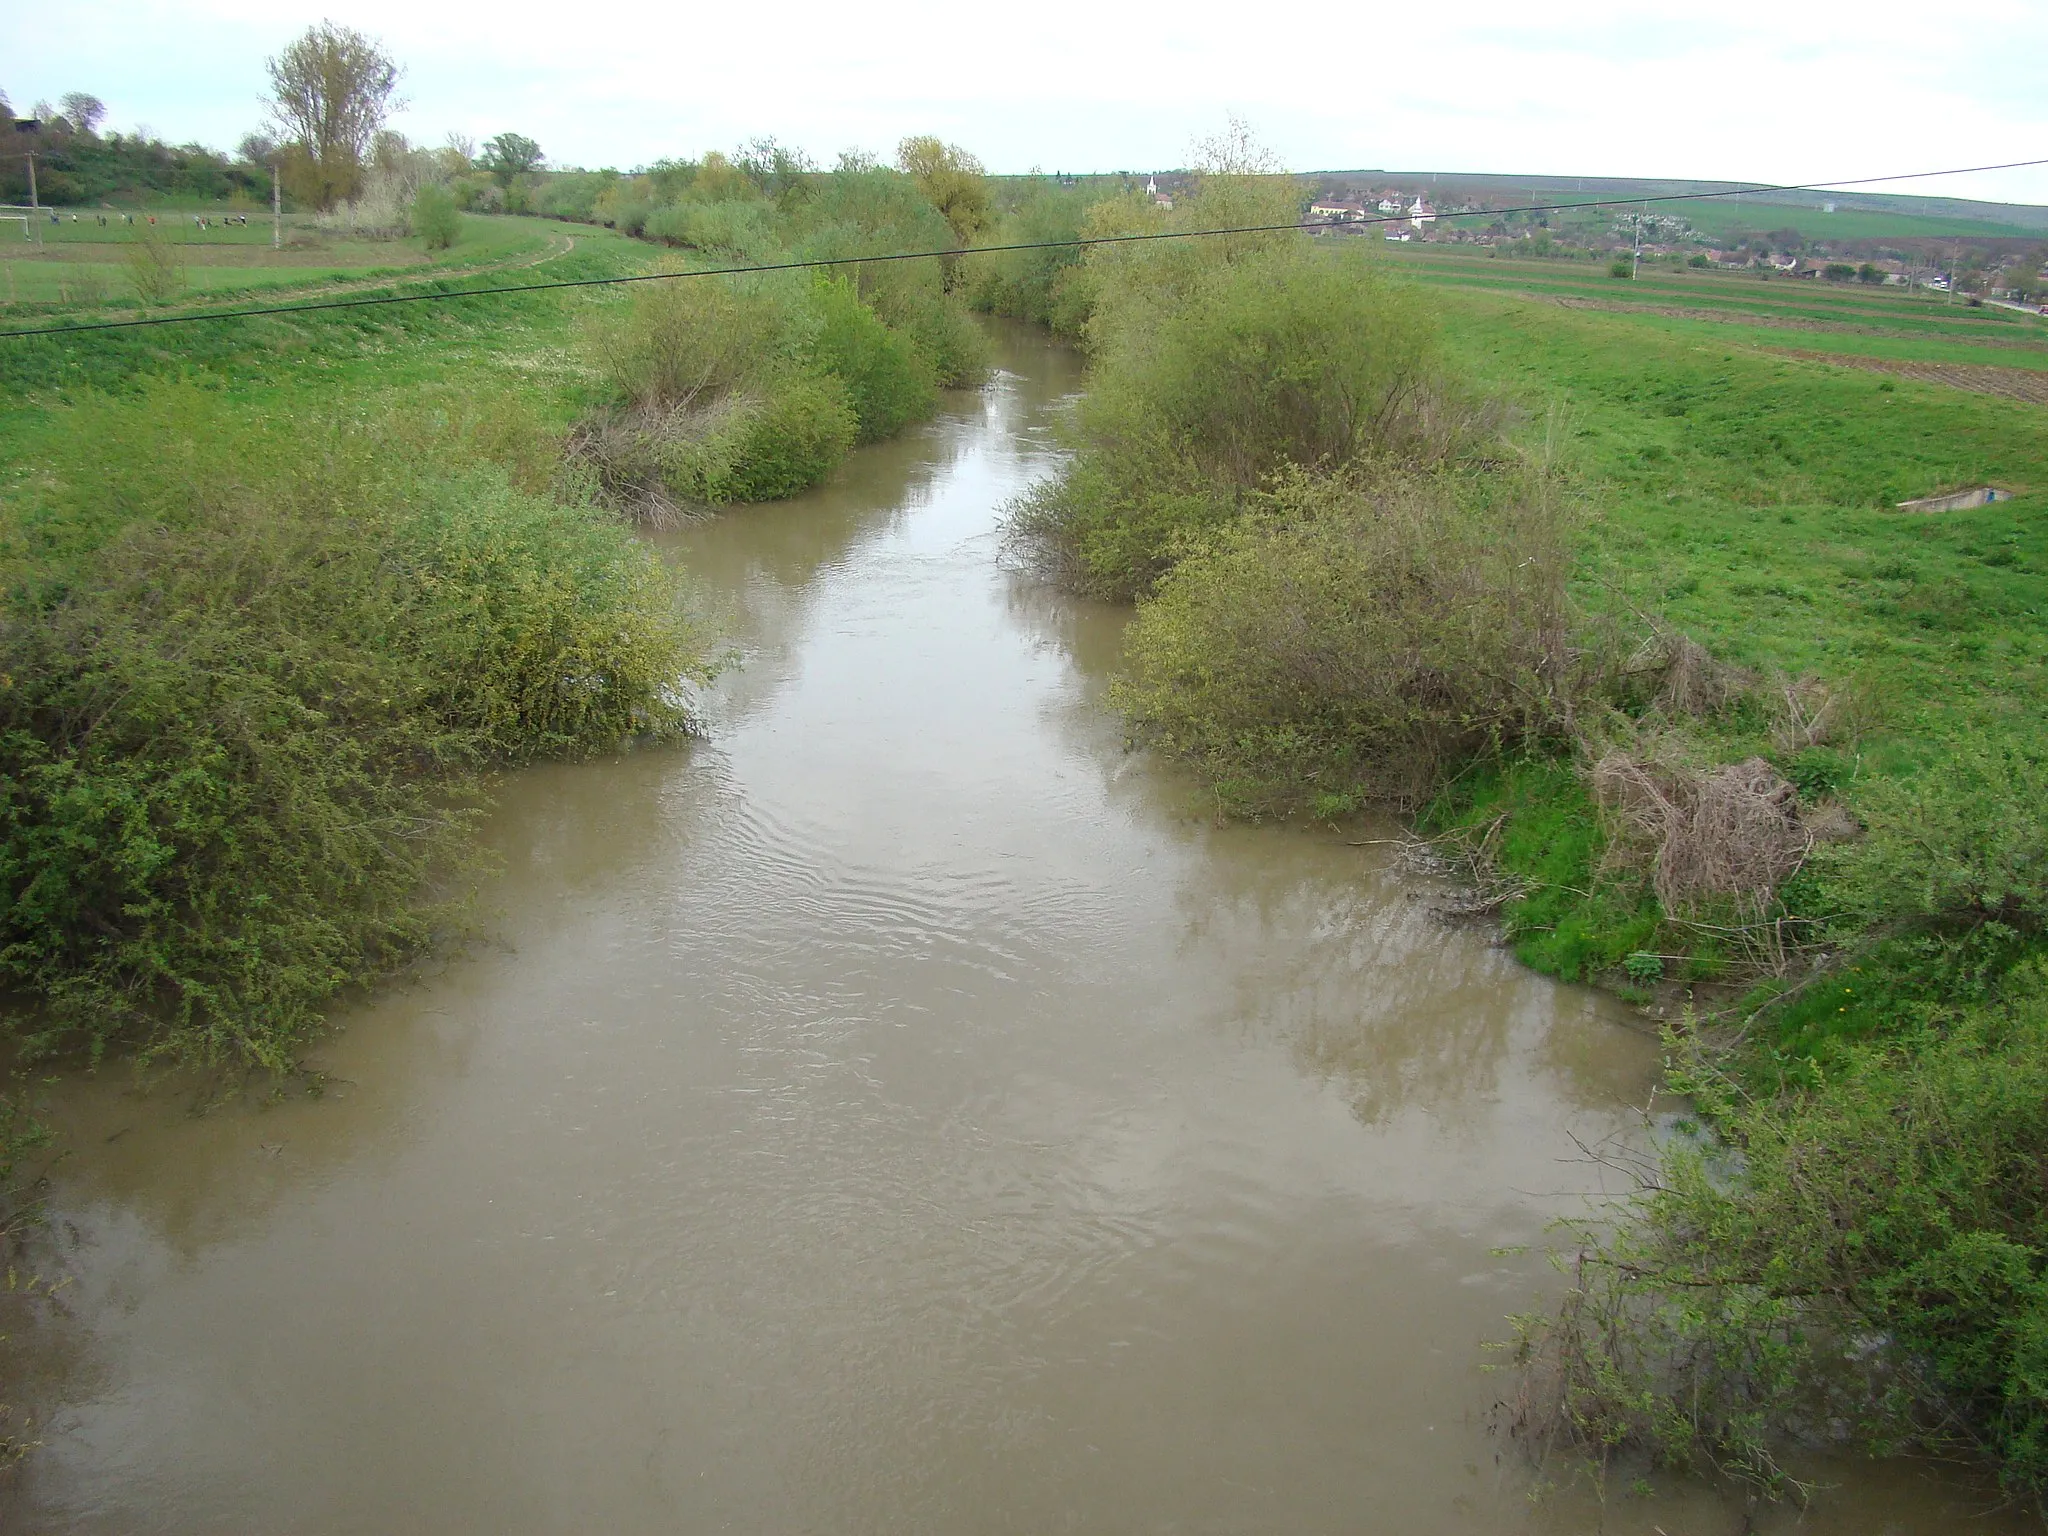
left=26, top=151, right=40, bottom=248
left=272, top=164, right=282, bottom=250
left=1633, top=206, right=1643, bottom=279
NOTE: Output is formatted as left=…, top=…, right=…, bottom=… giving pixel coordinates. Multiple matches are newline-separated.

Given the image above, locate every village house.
left=1308, top=197, right=1368, bottom=225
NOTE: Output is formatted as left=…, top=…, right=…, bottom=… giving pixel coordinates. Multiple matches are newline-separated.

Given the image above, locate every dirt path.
left=1771, top=347, right=2048, bottom=403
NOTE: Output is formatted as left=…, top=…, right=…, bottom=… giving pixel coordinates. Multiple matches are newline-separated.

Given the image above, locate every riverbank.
left=1001, top=182, right=2048, bottom=1495
left=3, top=322, right=2019, bottom=1535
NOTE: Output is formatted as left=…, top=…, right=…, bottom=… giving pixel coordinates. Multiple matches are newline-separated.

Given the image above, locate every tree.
left=479, top=132, right=542, bottom=188
left=410, top=183, right=461, bottom=250
left=58, top=92, right=106, bottom=135
left=895, top=136, right=991, bottom=246
left=265, top=22, right=402, bottom=209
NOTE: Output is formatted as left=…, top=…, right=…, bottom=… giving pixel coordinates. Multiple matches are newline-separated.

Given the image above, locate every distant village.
left=1104, top=170, right=2048, bottom=309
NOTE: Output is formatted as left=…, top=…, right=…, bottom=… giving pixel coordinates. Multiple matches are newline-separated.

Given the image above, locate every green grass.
left=1412, top=285, right=2048, bottom=1007
left=0, top=213, right=566, bottom=315
left=1664, top=197, right=2038, bottom=243
left=1384, top=245, right=2048, bottom=344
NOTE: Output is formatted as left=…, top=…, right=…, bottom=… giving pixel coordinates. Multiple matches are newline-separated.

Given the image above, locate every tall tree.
left=895, top=136, right=991, bottom=246
left=265, top=22, right=402, bottom=209
left=479, top=132, right=543, bottom=187
left=58, top=92, right=105, bottom=134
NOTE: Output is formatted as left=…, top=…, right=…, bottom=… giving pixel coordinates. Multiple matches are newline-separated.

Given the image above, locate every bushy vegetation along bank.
left=0, top=236, right=712, bottom=1071
left=1004, top=155, right=2048, bottom=1502
left=0, top=386, right=702, bottom=1069
left=552, top=146, right=991, bottom=516
left=0, top=135, right=1010, bottom=1069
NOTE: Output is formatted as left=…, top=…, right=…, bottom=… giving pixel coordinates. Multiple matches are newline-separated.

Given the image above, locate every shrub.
left=125, top=223, right=185, bottom=303
left=1113, top=465, right=1580, bottom=812
left=966, top=182, right=1099, bottom=334
left=694, top=373, right=857, bottom=502
left=791, top=164, right=988, bottom=386
left=587, top=273, right=795, bottom=414
left=642, top=199, right=780, bottom=261
left=1012, top=242, right=1473, bottom=599
left=805, top=276, right=936, bottom=442
left=1609, top=257, right=1634, bottom=279
left=1814, top=735, right=2048, bottom=937
left=1514, top=967, right=2048, bottom=1499
left=0, top=391, right=702, bottom=1067
left=410, top=183, right=461, bottom=250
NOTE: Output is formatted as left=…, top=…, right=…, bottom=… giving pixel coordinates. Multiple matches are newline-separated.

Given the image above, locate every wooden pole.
left=272, top=164, right=282, bottom=250
left=26, top=151, right=40, bottom=247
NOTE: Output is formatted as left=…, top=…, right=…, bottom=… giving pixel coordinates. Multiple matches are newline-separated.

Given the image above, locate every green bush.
left=1114, top=466, right=1580, bottom=813
left=1814, top=735, right=2048, bottom=937
left=1012, top=242, right=1467, bottom=599
left=0, top=391, right=702, bottom=1067
left=642, top=199, right=781, bottom=261
left=694, top=373, right=857, bottom=502
left=410, top=183, right=462, bottom=250
left=587, top=273, right=796, bottom=414
left=966, top=183, right=1098, bottom=334
left=805, top=276, right=937, bottom=442
left=1520, top=966, right=2048, bottom=1498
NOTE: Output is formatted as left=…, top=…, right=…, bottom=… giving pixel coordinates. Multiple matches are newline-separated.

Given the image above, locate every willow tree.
left=895, top=136, right=991, bottom=247
left=265, top=22, right=402, bottom=209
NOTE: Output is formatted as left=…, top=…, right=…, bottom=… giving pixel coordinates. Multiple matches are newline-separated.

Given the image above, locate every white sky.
left=9, top=0, right=2048, bottom=206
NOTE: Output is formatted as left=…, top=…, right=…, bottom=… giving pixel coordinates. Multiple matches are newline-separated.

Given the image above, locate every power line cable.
left=2, top=154, right=2043, bottom=342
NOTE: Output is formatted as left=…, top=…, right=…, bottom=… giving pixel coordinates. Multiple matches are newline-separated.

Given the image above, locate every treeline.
left=997, top=153, right=2048, bottom=1502
left=0, top=132, right=1009, bottom=1069
left=555, top=140, right=992, bottom=514
left=0, top=118, right=270, bottom=206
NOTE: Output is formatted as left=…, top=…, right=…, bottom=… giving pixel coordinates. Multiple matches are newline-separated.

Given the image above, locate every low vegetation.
left=0, top=383, right=703, bottom=1069
left=0, top=121, right=1005, bottom=1072
left=563, top=151, right=986, bottom=516
left=1002, top=154, right=2048, bottom=1503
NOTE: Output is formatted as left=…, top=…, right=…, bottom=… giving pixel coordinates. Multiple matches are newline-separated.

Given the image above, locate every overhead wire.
left=1, top=154, right=2043, bottom=342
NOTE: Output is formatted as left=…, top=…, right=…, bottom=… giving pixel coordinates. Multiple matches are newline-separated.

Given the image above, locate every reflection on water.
left=0, top=322, right=2018, bottom=1534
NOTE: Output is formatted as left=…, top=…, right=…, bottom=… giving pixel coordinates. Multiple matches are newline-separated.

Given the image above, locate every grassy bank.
left=0, top=142, right=1008, bottom=1070
left=1005, top=172, right=2048, bottom=1500
left=0, top=228, right=713, bottom=1070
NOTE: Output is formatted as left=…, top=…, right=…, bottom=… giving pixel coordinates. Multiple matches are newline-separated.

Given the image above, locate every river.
left=0, top=324, right=2023, bottom=1533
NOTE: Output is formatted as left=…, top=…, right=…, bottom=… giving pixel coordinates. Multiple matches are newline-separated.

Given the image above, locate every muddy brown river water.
left=1, top=325, right=2028, bottom=1533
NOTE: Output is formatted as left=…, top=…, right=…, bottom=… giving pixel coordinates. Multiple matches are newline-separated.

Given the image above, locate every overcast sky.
left=9, top=0, right=2047, bottom=205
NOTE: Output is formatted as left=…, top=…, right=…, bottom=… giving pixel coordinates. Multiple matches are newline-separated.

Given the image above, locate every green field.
left=1368, top=243, right=2048, bottom=388
left=0, top=210, right=571, bottom=312
left=1660, top=196, right=2039, bottom=243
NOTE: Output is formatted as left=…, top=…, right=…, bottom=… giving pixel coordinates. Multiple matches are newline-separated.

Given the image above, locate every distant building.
left=1146, top=175, right=1172, bottom=211
left=1409, top=196, right=1435, bottom=231
left=1308, top=198, right=1367, bottom=224
left=1377, top=196, right=1401, bottom=213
